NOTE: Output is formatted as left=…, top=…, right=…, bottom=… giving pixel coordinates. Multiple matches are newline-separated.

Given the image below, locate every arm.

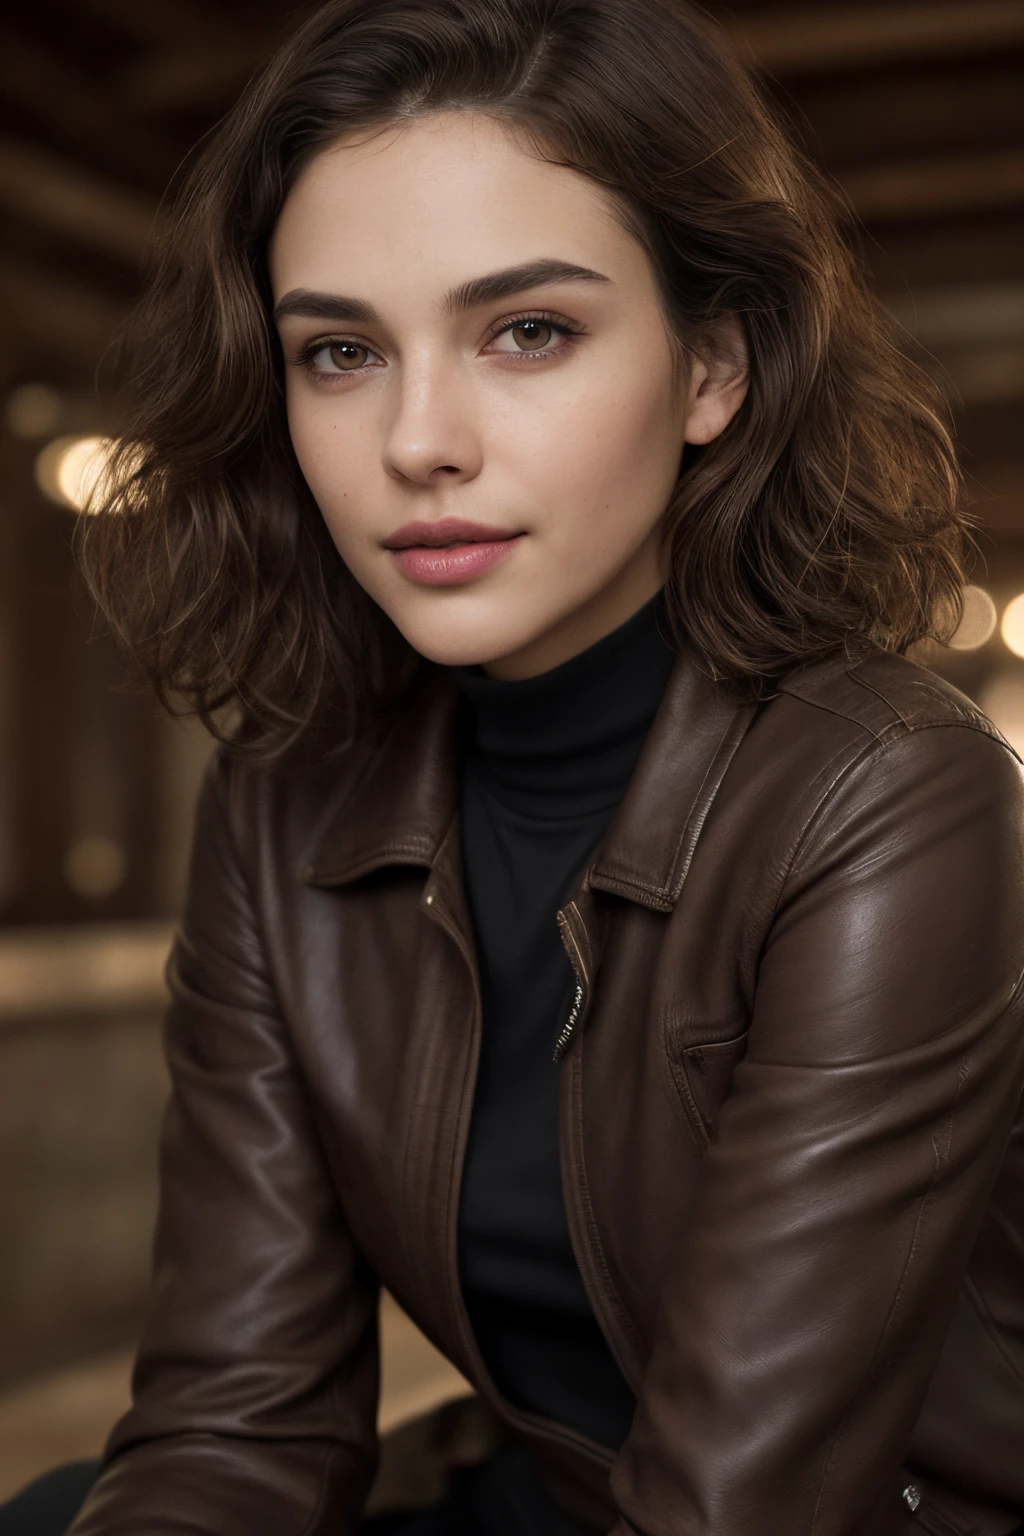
left=69, top=750, right=381, bottom=1536
left=609, top=723, right=1024, bottom=1536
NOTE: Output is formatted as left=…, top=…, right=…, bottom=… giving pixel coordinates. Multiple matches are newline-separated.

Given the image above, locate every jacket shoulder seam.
left=851, top=665, right=1013, bottom=750
left=778, top=688, right=887, bottom=743
left=779, top=655, right=1016, bottom=758
left=776, top=718, right=1021, bottom=917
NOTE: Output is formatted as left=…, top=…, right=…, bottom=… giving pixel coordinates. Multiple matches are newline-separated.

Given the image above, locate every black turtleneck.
left=448, top=587, right=677, bottom=1485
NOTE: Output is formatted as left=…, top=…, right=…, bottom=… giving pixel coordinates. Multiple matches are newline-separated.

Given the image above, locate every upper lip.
left=382, top=518, right=522, bottom=550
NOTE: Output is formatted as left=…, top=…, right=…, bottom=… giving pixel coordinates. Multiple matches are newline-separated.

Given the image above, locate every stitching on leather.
left=592, top=872, right=673, bottom=909
left=595, top=702, right=760, bottom=907
left=295, top=1440, right=346, bottom=1536
left=852, top=666, right=1015, bottom=755
left=780, top=720, right=1022, bottom=906
left=810, top=1197, right=935, bottom=1533
left=428, top=817, right=503, bottom=1379
left=847, top=665, right=914, bottom=728
left=207, top=751, right=292, bottom=1018
left=570, top=1048, right=645, bottom=1368
left=851, top=661, right=1019, bottom=761
left=311, top=836, right=437, bottom=883
left=809, top=1074, right=967, bottom=1534
left=777, top=682, right=888, bottom=742
left=660, top=1012, right=711, bottom=1155
left=668, top=702, right=760, bottom=902
left=769, top=736, right=881, bottom=902
left=663, top=748, right=730, bottom=900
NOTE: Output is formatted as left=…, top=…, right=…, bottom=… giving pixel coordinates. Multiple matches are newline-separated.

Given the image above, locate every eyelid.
left=482, top=308, right=586, bottom=345
left=292, top=306, right=587, bottom=377
left=292, top=333, right=383, bottom=369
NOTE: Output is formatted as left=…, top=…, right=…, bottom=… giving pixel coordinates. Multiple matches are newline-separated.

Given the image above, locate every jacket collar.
left=303, top=647, right=759, bottom=911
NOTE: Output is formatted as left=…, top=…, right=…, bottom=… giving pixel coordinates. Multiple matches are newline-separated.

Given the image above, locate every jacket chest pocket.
left=662, top=1014, right=750, bottom=1152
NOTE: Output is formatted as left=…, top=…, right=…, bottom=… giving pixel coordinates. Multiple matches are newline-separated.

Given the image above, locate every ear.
left=682, top=313, right=749, bottom=446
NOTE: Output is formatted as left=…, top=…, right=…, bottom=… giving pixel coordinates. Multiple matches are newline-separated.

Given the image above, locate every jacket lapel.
left=303, top=648, right=759, bottom=911
left=588, top=652, right=760, bottom=912
left=302, top=664, right=463, bottom=887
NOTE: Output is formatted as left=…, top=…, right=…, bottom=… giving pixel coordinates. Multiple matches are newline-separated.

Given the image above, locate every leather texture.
left=67, top=644, right=1024, bottom=1536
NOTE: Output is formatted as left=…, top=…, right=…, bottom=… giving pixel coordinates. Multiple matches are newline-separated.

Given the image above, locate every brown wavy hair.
left=78, top=0, right=971, bottom=761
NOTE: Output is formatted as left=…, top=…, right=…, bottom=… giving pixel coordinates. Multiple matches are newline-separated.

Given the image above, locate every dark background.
left=0, top=0, right=1021, bottom=1493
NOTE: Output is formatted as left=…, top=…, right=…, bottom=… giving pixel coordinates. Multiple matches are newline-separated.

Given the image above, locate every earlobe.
left=682, top=313, right=749, bottom=446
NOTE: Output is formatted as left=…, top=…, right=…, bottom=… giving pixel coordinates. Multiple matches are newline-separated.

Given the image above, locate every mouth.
left=383, top=522, right=526, bottom=588
left=381, top=518, right=523, bottom=551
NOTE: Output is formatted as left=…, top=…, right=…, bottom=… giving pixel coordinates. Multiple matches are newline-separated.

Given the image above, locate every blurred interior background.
left=1, top=0, right=1023, bottom=1499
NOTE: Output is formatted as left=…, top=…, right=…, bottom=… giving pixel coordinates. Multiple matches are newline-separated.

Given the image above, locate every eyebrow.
left=272, top=258, right=612, bottom=325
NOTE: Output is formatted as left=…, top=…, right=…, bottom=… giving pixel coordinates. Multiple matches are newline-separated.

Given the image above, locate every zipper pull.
left=553, top=980, right=585, bottom=1063
left=554, top=896, right=595, bottom=1063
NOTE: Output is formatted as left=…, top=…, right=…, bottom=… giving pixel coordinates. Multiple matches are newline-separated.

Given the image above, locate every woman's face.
left=270, top=112, right=746, bottom=679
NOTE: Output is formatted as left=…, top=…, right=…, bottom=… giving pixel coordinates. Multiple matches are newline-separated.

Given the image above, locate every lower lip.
left=389, top=536, right=524, bottom=586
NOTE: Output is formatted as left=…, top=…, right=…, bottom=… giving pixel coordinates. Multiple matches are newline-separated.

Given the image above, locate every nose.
left=381, top=356, right=483, bottom=487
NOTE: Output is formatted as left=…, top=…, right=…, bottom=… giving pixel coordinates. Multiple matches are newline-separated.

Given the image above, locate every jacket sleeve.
left=608, top=722, right=1024, bottom=1536
left=68, top=749, right=381, bottom=1536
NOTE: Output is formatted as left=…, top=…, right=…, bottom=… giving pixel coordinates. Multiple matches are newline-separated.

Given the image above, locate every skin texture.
left=271, top=111, right=748, bottom=680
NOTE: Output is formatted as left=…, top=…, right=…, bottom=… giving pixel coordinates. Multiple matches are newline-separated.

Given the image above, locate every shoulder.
left=197, top=724, right=383, bottom=873
left=756, top=650, right=1024, bottom=884
left=737, top=649, right=1024, bottom=886
left=776, top=646, right=1015, bottom=756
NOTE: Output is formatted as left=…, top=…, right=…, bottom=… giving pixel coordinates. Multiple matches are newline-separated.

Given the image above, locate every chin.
left=385, top=601, right=544, bottom=672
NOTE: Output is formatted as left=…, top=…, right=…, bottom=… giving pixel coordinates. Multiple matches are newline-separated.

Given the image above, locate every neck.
left=448, top=586, right=677, bottom=820
left=481, top=550, right=665, bottom=680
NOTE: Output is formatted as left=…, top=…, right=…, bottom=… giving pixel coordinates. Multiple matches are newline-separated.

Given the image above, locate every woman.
left=6, top=1, right=1024, bottom=1533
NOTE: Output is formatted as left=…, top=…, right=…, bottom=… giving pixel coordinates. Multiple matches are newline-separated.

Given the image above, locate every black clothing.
left=4, top=1456, right=1023, bottom=1536
left=0, top=1466, right=98, bottom=1536
left=1, top=595, right=677, bottom=1536
left=0, top=1445, right=596, bottom=1536
left=450, top=588, right=676, bottom=1453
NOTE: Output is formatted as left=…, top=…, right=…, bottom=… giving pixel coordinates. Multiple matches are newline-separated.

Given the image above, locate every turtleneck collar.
left=447, top=586, right=677, bottom=820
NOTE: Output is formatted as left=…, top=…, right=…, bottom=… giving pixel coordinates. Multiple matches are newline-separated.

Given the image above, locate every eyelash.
left=294, top=310, right=586, bottom=380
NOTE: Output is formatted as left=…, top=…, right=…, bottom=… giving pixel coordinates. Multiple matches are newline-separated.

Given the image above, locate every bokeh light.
left=949, top=585, right=998, bottom=649
left=1000, top=594, right=1024, bottom=659
left=979, top=675, right=1024, bottom=757
left=34, top=435, right=115, bottom=513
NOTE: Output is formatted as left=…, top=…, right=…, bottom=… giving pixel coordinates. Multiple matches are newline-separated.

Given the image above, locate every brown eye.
left=511, top=320, right=554, bottom=351
left=328, top=342, right=369, bottom=370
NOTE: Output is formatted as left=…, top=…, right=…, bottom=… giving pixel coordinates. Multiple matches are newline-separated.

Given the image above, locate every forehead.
left=268, top=110, right=646, bottom=300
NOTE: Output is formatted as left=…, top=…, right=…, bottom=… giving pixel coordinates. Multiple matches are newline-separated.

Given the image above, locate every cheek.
left=520, top=367, right=682, bottom=543
left=285, top=391, right=369, bottom=538
left=285, top=387, right=330, bottom=489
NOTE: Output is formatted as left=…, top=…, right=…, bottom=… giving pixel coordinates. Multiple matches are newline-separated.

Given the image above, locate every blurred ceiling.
left=0, top=0, right=1022, bottom=514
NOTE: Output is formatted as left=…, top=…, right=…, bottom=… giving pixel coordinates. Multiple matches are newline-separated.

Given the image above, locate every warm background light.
left=999, top=593, right=1024, bottom=658
left=949, top=584, right=998, bottom=649
left=34, top=434, right=115, bottom=513
left=979, top=674, right=1024, bottom=757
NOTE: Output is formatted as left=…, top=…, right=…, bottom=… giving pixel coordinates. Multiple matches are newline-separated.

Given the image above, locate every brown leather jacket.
left=70, top=644, right=1024, bottom=1536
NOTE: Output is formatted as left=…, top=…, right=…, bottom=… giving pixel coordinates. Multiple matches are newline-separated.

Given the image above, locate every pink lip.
left=382, top=517, right=525, bottom=587
left=391, top=536, right=524, bottom=586
left=382, top=517, right=520, bottom=550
